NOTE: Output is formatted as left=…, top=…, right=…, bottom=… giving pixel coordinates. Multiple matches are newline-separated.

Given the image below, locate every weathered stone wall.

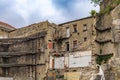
left=8, top=40, right=36, bottom=52
left=49, top=17, right=98, bottom=80
left=109, top=4, right=120, bottom=80
left=0, top=21, right=57, bottom=80
left=9, top=21, right=49, bottom=38
left=54, top=17, right=96, bottom=52
left=0, top=29, right=8, bottom=38
left=96, top=1, right=120, bottom=79
left=0, top=21, right=15, bottom=38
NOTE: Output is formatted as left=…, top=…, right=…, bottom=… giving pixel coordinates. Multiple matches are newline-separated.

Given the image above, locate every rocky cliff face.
left=109, top=4, right=120, bottom=80
left=96, top=1, right=120, bottom=80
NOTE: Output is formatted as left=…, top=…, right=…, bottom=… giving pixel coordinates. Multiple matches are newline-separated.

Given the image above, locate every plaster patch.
left=112, top=19, right=120, bottom=25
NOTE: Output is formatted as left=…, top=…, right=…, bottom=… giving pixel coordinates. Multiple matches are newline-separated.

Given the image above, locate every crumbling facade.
left=0, top=17, right=97, bottom=80
left=1, top=4, right=119, bottom=79
left=48, top=17, right=97, bottom=80
left=0, top=21, right=15, bottom=38
left=0, top=21, right=57, bottom=80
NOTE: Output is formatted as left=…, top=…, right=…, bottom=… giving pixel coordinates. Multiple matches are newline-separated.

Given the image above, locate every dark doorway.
left=66, top=42, right=69, bottom=51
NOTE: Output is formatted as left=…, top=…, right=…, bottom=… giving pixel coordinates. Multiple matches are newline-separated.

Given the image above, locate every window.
left=66, top=42, right=69, bottom=51
left=48, top=40, right=52, bottom=49
left=53, top=42, right=55, bottom=49
left=73, top=40, right=77, bottom=49
left=52, top=59, right=54, bottom=69
left=84, top=37, right=87, bottom=42
left=83, top=24, right=87, bottom=31
left=66, top=27, right=70, bottom=37
left=73, top=24, right=77, bottom=32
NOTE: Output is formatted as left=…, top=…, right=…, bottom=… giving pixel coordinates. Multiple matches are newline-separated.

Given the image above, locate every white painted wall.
left=69, top=51, right=92, bottom=68
left=50, top=51, right=92, bottom=69
left=0, top=77, right=13, bottom=80
left=54, top=57, right=64, bottom=69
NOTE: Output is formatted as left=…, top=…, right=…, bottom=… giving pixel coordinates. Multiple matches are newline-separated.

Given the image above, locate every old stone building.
left=1, top=1, right=119, bottom=79
left=48, top=16, right=97, bottom=80
left=0, top=16, right=97, bottom=80
left=0, top=21, right=57, bottom=80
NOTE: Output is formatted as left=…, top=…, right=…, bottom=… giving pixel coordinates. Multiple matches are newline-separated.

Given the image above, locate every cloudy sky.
left=0, top=0, right=99, bottom=28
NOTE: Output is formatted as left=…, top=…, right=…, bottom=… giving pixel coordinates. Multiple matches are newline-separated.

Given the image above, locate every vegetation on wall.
left=89, top=10, right=97, bottom=16
left=99, top=5, right=113, bottom=14
left=100, top=49, right=102, bottom=54
left=99, top=0, right=120, bottom=15
left=113, top=0, right=120, bottom=5
left=96, top=54, right=113, bottom=65
left=91, top=0, right=120, bottom=15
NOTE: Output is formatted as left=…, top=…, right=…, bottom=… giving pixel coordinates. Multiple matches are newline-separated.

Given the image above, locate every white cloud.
left=12, top=0, right=67, bottom=26
left=0, top=0, right=100, bottom=28
left=72, top=0, right=99, bottom=18
left=13, top=0, right=31, bottom=25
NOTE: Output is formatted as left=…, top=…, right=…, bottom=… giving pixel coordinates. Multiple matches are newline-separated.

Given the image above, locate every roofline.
left=0, top=21, right=16, bottom=29
left=58, top=16, right=94, bottom=26
left=16, top=21, right=49, bottom=30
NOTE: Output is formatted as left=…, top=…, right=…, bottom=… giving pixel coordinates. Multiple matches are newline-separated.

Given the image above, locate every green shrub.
left=89, top=10, right=97, bottom=16
left=114, top=0, right=120, bottom=5
left=96, top=54, right=113, bottom=65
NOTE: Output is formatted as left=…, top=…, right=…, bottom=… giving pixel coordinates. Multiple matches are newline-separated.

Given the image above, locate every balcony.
left=53, top=32, right=70, bottom=41
left=54, top=36, right=69, bottom=41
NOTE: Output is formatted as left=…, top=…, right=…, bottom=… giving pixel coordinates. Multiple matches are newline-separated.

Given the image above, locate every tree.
left=89, top=10, right=97, bottom=16
left=91, top=0, right=103, bottom=6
